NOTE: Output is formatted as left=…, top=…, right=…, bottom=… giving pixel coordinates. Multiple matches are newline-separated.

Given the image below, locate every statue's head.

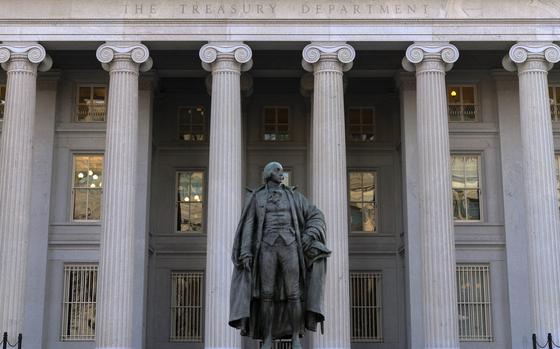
left=263, top=161, right=284, bottom=184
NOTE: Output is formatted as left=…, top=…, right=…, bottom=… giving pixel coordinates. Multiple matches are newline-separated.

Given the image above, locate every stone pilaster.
left=302, top=42, right=355, bottom=349
left=95, top=42, right=151, bottom=349
left=199, top=42, right=252, bottom=349
left=0, top=42, right=51, bottom=341
left=402, top=42, right=460, bottom=349
left=503, top=42, right=560, bottom=342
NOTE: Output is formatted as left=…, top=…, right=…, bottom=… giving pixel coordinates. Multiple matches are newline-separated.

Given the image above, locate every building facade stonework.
left=0, top=1, right=559, bottom=349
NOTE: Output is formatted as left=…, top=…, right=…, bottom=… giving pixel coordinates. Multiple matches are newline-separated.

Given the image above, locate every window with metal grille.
left=72, top=154, right=103, bottom=221
left=348, top=107, right=375, bottom=142
left=451, top=155, right=482, bottom=221
left=348, top=171, right=377, bottom=232
left=550, top=85, right=560, bottom=121
left=76, top=85, right=107, bottom=122
left=0, top=85, right=5, bottom=120
left=350, top=272, right=383, bottom=342
left=176, top=171, right=204, bottom=232
left=170, top=272, right=204, bottom=342
left=456, top=264, right=493, bottom=342
left=263, top=107, right=290, bottom=141
left=178, top=106, right=206, bottom=141
left=61, top=264, right=98, bottom=341
left=448, top=85, right=478, bottom=122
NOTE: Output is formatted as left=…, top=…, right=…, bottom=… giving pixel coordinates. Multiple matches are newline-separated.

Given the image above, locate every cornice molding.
left=302, top=42, right=355, bottom=72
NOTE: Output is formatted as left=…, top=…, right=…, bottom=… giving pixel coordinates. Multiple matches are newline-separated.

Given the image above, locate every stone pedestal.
left=302, top=42, right=355, bottom=349
left=199, top=42, right=252, bottom=349
left=95, top=42, right=152, bottom=349
left=402, top=42, right=460, bottom=349
left=503, top=42, right=560, bottom=342
left=0, top=42, right=51, bottom=341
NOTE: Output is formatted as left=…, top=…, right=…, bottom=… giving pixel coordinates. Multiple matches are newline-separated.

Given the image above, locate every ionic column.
left=302, top=42, right=355, bottom=349
left=402, top=42, right=460, bottom=349
left=199, top=42, right=252, bottom=349
left=0, top=42, right=51, bottom=341
left=503, top=42, right=560, bottom=342
left=95, top=42, right=152, bottom=349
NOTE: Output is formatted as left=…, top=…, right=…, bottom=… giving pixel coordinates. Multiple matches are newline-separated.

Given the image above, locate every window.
left=348, top=171, right=377, bottom=232
left=72, top=154, right=103, bottom=221
left=348, top=107, right=375, bottom=142
left=170, top=272, right=204, bottom=342
left=456, top=264, right=493, bottom=342
left=350, top=272, right=383, bottom=342
left=178, top=106, right=206, bottom=141
left=0, top=85, right=5, bottom=120
left=448, top=85, right=478, bottom=122
left=176, top=171, right=204, bottom=232
left=76, top=85, right=107, bottom=122
left=451, top=155, right=481, bottom=221
left=263, top=107, right=290, bottom=141
left=550, top=85, right=560, bottom=121
left=61, top=264, right=98, bottom=341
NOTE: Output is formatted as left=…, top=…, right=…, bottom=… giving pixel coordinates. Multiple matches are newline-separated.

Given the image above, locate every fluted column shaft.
left=0, top=42, right=50, bottom=341
left=95, top=42, right=151, bottom=349
left=302, top=42, right=355, bottom=349
left=200, top=42, right=252, bottom=349
left=403, top=42, right=460, bottom=349
left=503, top=42, right=560, bottom=342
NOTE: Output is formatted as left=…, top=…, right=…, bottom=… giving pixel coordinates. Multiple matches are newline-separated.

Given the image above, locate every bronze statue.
left=229, top=162, right=331, bottom=349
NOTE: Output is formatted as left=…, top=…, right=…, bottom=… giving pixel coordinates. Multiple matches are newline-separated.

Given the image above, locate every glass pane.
left=462, top=86, right=475, bottom=104
left=73, top=189, right=88, bottom=220
left=362, top=109, right=374, bottom=124
left=90, top=156, right=103, bottom=187
left=277, top=123, right=288, bottom=133
left=349, top=202, right=363, bottom=231
left=78, top=87, right=91, bottom=104
left=264, top=108, right=276, bottom=123
left=448, top=86, right=461, bottom=104
left=451, top=156, right=465, bottom=189
left=74, top=156, right=90, bottom=187
left=349, top=172, right=363, bottom=202
left=191, top=172, right=203, bottom=202
left=465, top=157, right=479, bottom=188
left=192, top=107, right=205, bottom=124
left=282, top=171, right=290, bottom=186
left=349, top=109, right=360, bottom=124
left=466, top=189, right=480, bottom=220
left=177, top=173, right=190, bottom=202
left=362, top=203, right=375, bottom=232
left=277, top=108, right=289, bottom=123
left=453, top=189, right=466, bottom=220
left=92, top=87, right=106, bottom=102
left=178, top=203, right=190, bottom=231
left=190, top=203, right=203, bottom=232
left=178, top=108, right=190, bottom=123
left=88, top=189, right=102, bottom=220
left=555, top=87, right=560, bottom=104
left=363, top=172, right=375, bottom=202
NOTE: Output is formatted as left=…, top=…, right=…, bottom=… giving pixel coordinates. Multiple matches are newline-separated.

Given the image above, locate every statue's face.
left=268, top=164, right=285, bottom=184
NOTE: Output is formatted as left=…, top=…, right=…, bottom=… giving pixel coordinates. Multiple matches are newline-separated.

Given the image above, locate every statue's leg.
left=260, top=243, right=276, bottom=349
left=280, top=241, right=302, bottom=349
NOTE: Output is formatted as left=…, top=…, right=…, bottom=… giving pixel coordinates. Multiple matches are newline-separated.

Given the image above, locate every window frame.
left=550, top=85, right=560, bottom=122
left=451, top=153, right=483, bottom=223
left=177, top=105, right=208, bottom=142
left=70, top=153, right=104, bottom=223
left=456, top=263, right=493, bottom=342
left=447, top=84, right=479, bottom=122
left=175, top=169, right=206, bottom=234
left=349, top=271, right=383, bottom=342
left=74, top=84, right=108, bottom=123
left=60, top=263, right=98, bottom=342
left=347, top=169, right=378, bottom=234
left=169, top=271, right=205, bottom=342
left=346, top=106, right=376, bottom=143
left=262, top=106, right=291, bottom=142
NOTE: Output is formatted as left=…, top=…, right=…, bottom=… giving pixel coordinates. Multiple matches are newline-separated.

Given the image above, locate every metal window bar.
left=61, top=264, right=98, bottom=341
left=170, top=272, right=204, bottom=342
left=456, top=264, right=493, bottom=342
left=448, top=104, right=479, bottom=122
left=350, top=272, right=383, bottom=342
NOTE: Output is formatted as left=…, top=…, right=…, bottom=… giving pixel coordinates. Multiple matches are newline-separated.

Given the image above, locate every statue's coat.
left=229, top=184, right=330, bottom=339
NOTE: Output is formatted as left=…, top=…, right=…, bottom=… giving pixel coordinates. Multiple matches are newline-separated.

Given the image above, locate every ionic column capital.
left=0, top=42, right=52, bottom=72
left=502, top=42, right=560, bottom=73
left=402, top=42, right=459, bottom=73
left=302, top=42, right=355, bottom=72
left=96, top=42, right=152, bottom=73
left=199, top=42, right=253, bottom=72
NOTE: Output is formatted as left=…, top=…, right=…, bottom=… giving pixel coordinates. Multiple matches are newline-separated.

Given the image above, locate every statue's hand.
left=242, top=256, right=253, bottom=271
